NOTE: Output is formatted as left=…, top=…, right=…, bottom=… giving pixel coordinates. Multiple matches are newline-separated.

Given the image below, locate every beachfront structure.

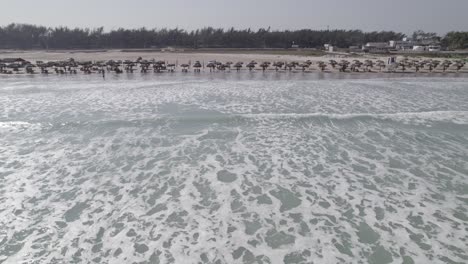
left=413, top=45, right=426, bottom=52
left=324, top=44, right=334, bottom=52
left=428, top=45, right=441, bottom=52
left=389, top=40, right=416, bottom=50
left=389, top=37, right=442, bottom=52
left=412, top=45, right=442, bottom=52
left=362, top=42, right=390, bottom=52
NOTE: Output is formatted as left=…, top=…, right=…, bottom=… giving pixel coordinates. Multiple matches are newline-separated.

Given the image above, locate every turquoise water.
left=0, top=73, right=467, bottom=263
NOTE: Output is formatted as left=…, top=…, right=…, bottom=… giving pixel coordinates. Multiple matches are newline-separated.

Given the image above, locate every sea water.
left=0, top=73, right=467, bottom=264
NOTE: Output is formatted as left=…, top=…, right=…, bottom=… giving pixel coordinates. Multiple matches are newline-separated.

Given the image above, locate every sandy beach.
left=1, top=49, right=467, bottom=74
left=1, top=49, right=321, bottom=62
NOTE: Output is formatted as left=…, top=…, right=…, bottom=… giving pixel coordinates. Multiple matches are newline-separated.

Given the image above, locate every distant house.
left=161, top=47, right=178, bottom=52
left=323, top=44, right=334, bottom=52
left=389, top=37, right=441, bottom=52
left=428, top=45, right=441, bottom=52
left=389, top=40, right=416, bottom=50
left=348, top=45, right=361, bottom=52
left=411, top=45, right=441, bottom=52
left=363, top=42, right=390, bottom=52
left=413, top=45, right=426, bottom=51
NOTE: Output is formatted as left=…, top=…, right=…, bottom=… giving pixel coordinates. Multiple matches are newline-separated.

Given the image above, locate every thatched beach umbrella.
left=329, top=60, right=338, bottom=68
left=206, top=61, right=217, bottom=72
left=317, top=61, right=327, bottom=71
left=167, top=63, right=176, bottom=72
left=285, top=62, right=297, bottom=71
left=234, top=62, right=243, bottom=71
left=298, top=62, right=310, bottom=72
left=181, top=63, right=190, bottom=72
left=441, top=60, right=452, bottom=72
left=375, top=60, right=386, bottom=72
left=454, top=60, right=465, bottom=72
left=260, top=62, right=270, bottom=71
left=193, top=61, right=202, bottom=72
left=0, top=63, right=6, bottom=73
left=363, top=60, right=374, bottom=72
left=246, top=61, right=257, bottom=71
left=273, top=62, right=284, bottom=71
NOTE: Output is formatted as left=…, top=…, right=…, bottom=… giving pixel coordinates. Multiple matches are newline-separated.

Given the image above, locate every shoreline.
left=1, top=70, right=467, bottom=82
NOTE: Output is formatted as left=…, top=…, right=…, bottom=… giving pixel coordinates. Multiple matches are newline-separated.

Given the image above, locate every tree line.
left=442, top=32, right=468, bottom=49
left=0, top=23, right=466, bottom=50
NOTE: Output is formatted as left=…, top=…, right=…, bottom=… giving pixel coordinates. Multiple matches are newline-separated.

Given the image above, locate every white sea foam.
left=0, top=121, right=44, bottom=132
left=0, top=74, right=467, bottom=263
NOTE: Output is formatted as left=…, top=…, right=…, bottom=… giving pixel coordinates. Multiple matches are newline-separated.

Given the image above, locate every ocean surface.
left=0, top=73, right=467, bottom=264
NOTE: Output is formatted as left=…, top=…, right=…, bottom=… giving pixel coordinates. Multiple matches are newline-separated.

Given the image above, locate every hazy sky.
left=1, top=0, right=467, bottom=35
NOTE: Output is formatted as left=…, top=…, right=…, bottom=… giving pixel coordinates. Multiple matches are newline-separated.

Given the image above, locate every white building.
left=324, top=44, right=334, bottom=52
left=363, top=42, right=390, bottom=52
left=428, top=45, right=441, bottom=52
left=413, top=45, right=426, bottom=51
left=389, top=40, right=416, bottom=50
left=389, top=37, right=441, bottom=52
